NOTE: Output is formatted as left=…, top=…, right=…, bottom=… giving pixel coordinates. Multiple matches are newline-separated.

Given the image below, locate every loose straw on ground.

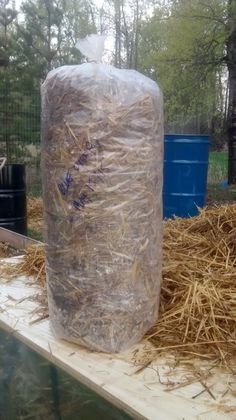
left=0, top=245, right=48, bottom=321
left=17, top=245, right=48, bottom=322
left=17, top=245, right=46, bottom=286
left=146, top=203, right=236, bottom=365
left=0, top=242, right=22, bottom=259
left=27, top=197, right=43, bottom=231
left=0, top=242, right=11, bottom=258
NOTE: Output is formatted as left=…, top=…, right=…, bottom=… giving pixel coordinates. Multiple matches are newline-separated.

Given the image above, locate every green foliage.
left=0, top=0, right=96, bottom=163
left=0, top=0, right=232, bottom=165
left=139, top=0, right=227, bottom=138
left=0, top=0, right=17, bottom=66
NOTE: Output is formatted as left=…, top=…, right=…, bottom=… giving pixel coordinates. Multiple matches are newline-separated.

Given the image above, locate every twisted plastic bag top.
left=41, top=35, right=164, bottom=352
left=75, top=34, right=106, bottom=62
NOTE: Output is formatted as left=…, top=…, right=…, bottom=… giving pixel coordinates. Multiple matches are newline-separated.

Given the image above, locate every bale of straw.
left=41, top=64, right=164, bottom=352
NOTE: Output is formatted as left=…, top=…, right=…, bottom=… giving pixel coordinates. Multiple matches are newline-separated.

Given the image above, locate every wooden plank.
left=0, top=262, right=236, bottom=419
left=0, top=227, right=43, bottom=249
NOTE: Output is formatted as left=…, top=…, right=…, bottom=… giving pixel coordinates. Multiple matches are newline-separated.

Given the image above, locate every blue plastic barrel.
left=163, top=134, right=210, bottom=218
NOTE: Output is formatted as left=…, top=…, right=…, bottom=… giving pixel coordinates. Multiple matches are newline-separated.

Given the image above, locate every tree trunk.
left=227, top=0, right=236, bottom=184
left=134, top=0, right=139, bottom=70
left=114, top=0, right=121, bottom=68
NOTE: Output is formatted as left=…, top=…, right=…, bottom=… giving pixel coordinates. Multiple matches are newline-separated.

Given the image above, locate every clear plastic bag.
left=41, top=35, right=163, bottom=352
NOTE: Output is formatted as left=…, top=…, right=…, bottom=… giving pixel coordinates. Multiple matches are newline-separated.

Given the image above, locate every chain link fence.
left=0, top=90, right=41, bottom=195
left=0, top=89, right=216, bottom=197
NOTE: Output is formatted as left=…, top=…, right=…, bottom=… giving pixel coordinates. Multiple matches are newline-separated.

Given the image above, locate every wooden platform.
left=0, top=257, right=236, bottom=419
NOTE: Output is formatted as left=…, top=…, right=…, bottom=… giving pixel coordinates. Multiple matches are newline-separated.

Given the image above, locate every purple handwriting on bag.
left=74, top=153, right=88, bottom=169
left=58, top=141, right=107, bottom=205
left=72, top=193, right=89, bottom=210
left=58, top=171, right=73, bottom=195
left=72, top=163, right=108, bottom=211
left=74, top=142, right=96, bottom=170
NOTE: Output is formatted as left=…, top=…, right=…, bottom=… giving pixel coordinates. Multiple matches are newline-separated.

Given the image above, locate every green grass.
left=207, top=183, right=236, bottom=205
left=208, top=151, right=228, bottom=183
left=207, top=151, right=236, bottom=204
left=27, top=182, right=42, bottom=197
left=27, top=227, right=43, bottom=242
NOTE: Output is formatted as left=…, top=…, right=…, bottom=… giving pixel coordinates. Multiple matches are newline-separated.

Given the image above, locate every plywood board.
left=0, top=227, right=43, bottom=249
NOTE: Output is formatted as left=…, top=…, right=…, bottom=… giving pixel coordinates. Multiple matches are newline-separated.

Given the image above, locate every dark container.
left=163, top=134, right=210, bottom=218
left=0, top=164, right=27, bottom=235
